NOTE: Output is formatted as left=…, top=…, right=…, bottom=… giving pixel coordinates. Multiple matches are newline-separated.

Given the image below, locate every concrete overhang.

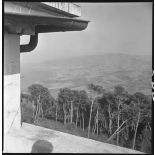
left=4, top=13, right=89, bottom=35
left=4, top=2, right=89, bottom=35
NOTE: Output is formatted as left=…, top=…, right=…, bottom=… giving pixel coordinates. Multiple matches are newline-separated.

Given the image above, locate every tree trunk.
left=36, top=103, right=40, bottom=123
left=34, top=104, right=37, bottom=123
left=108, top=104, right=112, bottom=135
left=63, top=104, right=66, bottom=125
left=34, top=104, right=39, bottom=123
left=76, top=107, right=79, bottom=128
left=66, top=112, right=70, bottom=124
left=132, top=112, right=141, bottom=149
left=38, top=104, right=40, bottom=120
left=38, top=102, right=43, bottom=119
left=40, top=104, right=43, bottom=118
left=97, top=107, right=99, bottom=136
left=92, top=114, right=97, bottom=134
left=107, top=120, right=127, bottom=142
left=88, top=99, right=93, bottom=138
left=64, top=113, right=67, bottom=124
left=80, top=118, right=82, bottom=128
left=70, top=101, right=73, bottom=123
left=35, top=95, right=41, bottom=122
left=32, top=101, right=36, bottom=121
left=117, top=102, right=120, bottom=145
left=92, top=122, right=96, bottom=135
left=109, top=119, right=112, bottom=135
left=56, top=103, right=58, bottom=122
left=105, top=119, right=107, bottom=129
left=82, top=113, right=84, bottom=131
left=117, top=113, right=120, bottom=145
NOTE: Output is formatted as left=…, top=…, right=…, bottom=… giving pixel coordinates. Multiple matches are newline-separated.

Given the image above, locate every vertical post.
left=4, top=30, right=21, bottom=150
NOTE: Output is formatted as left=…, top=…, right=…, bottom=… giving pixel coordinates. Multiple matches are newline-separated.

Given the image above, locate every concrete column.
left=4, top=31, right=21, bottom=144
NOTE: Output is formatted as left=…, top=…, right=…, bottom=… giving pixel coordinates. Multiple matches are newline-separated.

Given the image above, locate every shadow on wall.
left=31, top=140, right=53, bottom=153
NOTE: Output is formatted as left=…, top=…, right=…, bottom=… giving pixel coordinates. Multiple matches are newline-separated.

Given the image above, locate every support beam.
left=4, top=31, right=21, bottom=150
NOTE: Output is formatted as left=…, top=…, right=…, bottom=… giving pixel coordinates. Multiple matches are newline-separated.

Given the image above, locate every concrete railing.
left=42, top=2, right=81, bottom=17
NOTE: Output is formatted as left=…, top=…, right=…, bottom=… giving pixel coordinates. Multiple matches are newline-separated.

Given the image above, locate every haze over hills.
left=21, top=53, right=152, bottom=97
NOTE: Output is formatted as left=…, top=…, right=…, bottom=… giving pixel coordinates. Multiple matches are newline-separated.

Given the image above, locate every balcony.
left=4, top=123, right=143, bottom=153
left=42, top=2, right=81, bottom=17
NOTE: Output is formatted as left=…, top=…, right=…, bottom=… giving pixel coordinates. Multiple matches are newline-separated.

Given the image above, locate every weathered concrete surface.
left=4, top=123, right=144, bottom=153
left=4, top=74, right=21, bottom=134
left=4, top=32, right=21, bottom=148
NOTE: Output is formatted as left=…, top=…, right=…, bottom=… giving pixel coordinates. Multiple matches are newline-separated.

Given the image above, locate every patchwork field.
left=21, top=53, right=152, bottom=96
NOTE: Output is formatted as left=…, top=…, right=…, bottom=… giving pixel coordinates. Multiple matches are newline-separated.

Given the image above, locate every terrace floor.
left=4, top=122, right=143, bottom=153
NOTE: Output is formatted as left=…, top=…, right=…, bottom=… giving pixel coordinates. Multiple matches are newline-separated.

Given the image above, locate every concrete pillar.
left=4, top=31, right=21, bottom=150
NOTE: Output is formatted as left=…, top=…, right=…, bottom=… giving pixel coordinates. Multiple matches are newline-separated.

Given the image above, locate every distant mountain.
left=21, top=53, right=152, bottom=96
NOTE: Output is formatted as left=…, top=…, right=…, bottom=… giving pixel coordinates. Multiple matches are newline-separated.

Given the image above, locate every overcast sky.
left=20, top=2, right=152, bottom=64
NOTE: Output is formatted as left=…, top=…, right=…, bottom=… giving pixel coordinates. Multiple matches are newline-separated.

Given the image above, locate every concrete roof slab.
left=4, top=123, right=144, bottom=153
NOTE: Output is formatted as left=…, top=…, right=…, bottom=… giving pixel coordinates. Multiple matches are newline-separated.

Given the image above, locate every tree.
left=21, top=92, right=34, bottom=123
left=97, top=95, right=110, bottom=135
left=55, top=99, right=58, bottom=122
left=87, top=83, right=104, bottom=137
left=87, top=97, right=94, bottom=138
left=116, top=92, right=152, bottom=150
left=131, top=92, right=151, bottom=150
left=57, top=88, right=76, bottom=125
left=58, top=88, right=68, bottom=125
left=140, top=125, right=152, bottom=153
left=28, top=84, right=52, bottom=123
left=77, top=90, right=90, bottom=130
left=103, top=92, right=116, bottom=135
left=113, top=85, right=128, bottom=145
left=44, top=96, right=56, bottom=120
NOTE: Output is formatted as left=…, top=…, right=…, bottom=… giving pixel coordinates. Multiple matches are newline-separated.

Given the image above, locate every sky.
left=20, top=2, right=152, bottom=64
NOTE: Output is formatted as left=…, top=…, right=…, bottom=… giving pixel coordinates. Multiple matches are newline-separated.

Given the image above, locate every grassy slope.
left=32, top=117, right=117, bottom=146
left=21, top=104, right=111, bottom=144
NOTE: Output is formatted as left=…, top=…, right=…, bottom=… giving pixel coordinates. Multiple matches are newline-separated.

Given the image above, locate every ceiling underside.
left=4, top=13, right=89, bottom=35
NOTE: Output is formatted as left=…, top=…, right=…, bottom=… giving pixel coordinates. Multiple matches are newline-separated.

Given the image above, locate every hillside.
left=21, top=53, right=152, bottom=96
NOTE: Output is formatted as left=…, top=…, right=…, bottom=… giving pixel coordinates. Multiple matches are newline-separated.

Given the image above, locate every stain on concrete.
left=28, top=128, right=58, bottom=141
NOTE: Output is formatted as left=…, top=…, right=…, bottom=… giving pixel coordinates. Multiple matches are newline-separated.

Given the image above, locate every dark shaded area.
left=31, top=140, right=53, bottom=153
